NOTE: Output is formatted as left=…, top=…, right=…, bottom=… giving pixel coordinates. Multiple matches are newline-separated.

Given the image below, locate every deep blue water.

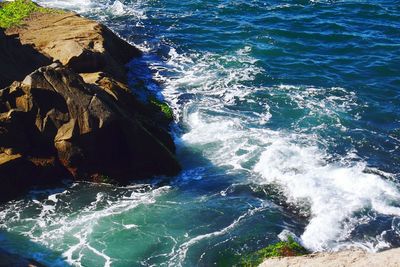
left=0, top=0, right=399, bottom=266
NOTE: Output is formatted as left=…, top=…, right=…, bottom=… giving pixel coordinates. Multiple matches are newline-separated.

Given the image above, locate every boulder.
left=5, top=12, right=141, bottom=82
left=0, top=9, right=180, bottom=202
left=0, top=64, right=180, bottom=194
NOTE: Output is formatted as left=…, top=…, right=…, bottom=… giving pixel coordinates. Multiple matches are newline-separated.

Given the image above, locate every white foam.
left=143, top=46, right=273, bottom=173
left=109, top=0, right=125, bottom=16
left=149, top=46, right=264, bottom=119
left=123, top=224, right=138, bottom=229
left=0, top=184, right=170, bottom=267
left=254, top=140, right=400, bottom=251
left=35, top=0, right=147, bottom=19
left=168, top=206, right=265, bottom=266
left=151, top=41, right=400, bottom=253
left=35, top=0, right=94, bottom=13
left=87, top=243, right=112, bottom=267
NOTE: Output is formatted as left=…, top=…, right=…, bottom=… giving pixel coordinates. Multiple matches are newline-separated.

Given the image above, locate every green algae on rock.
left=150, top=96, right=174, bottom=120
left=240, top=237, right=309, bottom=267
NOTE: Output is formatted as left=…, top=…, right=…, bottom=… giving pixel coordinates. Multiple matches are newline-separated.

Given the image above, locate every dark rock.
left=0, top=64, right=180, bottom=197
left=0, top=29, right=51, bottom=88
left=0, top=11, right=180, bottom=202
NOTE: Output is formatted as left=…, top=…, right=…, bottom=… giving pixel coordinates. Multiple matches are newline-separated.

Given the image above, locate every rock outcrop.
left=0, top=10, right=180, bottom=202
left=259, top=248, right=400, bottom=267
left=5, top=12, right=141, bottom=81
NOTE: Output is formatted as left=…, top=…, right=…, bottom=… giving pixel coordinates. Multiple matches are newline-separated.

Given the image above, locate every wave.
left=149, top=43, right=400, bottom=252
left=35, top=0, right=147, bottom=20
left=254, top=141, right=400, bottom=251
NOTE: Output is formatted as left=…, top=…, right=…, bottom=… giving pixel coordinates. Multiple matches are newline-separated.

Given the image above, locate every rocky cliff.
left=0, top=10, right=180, bottom=202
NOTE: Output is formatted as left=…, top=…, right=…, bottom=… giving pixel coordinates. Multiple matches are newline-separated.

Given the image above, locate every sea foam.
left=154, top=43, right=400, bottom=252
left=254, top=140, right=400, bottom=251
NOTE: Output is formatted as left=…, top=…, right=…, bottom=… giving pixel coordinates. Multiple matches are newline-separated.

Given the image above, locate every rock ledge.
left=259, top=248, right=400, bottom=267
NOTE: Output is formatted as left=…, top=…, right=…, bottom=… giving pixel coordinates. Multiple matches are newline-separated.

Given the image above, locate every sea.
left=0, top=0, right=399, bottom=266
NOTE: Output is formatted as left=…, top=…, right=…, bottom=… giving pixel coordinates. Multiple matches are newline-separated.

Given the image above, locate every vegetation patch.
left=0, top=0, right=55, bottom=28
left=239, top=237, right=309, bottom=267
left=149, top=96, right=174, bottom=120
left=91, top=173, right=114, bottom=184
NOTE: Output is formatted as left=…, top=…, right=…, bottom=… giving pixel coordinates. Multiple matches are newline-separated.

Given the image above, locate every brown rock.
left=0, top=151, right=22, bottom=165
left=0, top=10, right=180, bottom=202
left=0, top=64, right=180, bottom=191
left=5, top=12, right=141, bottom=81
left=80, top=72, right=177, bottom=153
left=259, top=248, right=400, bottom=267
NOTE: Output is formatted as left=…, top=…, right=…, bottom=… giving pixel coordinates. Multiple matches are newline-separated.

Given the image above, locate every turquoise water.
left=1, top=0, right=400, bottom=266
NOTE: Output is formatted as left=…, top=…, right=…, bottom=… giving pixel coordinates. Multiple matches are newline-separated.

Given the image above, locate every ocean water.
left=1, top=0, right=400, bottom=266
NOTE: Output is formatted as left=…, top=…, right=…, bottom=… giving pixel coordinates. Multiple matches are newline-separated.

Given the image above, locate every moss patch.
left=149, top=96, right=174, bottom=120
left=91, top=173, right=114, bottom=184
left=239, top=237, right=308, bottom=267
left=0, top=0, right=55, bottom=28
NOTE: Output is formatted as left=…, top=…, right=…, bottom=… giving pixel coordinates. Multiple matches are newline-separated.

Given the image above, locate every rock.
left=259, top=248, right=400, bottom=267
left=80, top=72, right=177, bottom=153
left=0, top=64, right=180, bottom=195
left=0, top=28, right=51, bottom=88
left=0, top=9, right=180, bottom=202
left=0, top=108, right=71, bottom=202
left=5, top=12, right=141, bottom=81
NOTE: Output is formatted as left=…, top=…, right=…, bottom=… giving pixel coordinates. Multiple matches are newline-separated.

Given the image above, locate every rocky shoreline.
left=0, top=7, right=180, bottom=202
left=259, top=248, right=400, bottom=267
left=1, top=2, right=399, bottom=267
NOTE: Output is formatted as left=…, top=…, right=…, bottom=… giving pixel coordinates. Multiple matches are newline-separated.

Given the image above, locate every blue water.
left=0, top=0, right=399, bottom=266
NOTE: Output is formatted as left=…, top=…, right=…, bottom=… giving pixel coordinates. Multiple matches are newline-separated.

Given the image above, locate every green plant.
left=0, top=0, right=54, bottom=28
left=99, top=174, right=112, bottom=184
left=239, top=237, right=308, bottom=267
left=149, top=96, right=174, bottom=120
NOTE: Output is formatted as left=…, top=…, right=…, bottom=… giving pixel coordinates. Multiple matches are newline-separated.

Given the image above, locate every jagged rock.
left=80, top=72, right=176, bottom=153
left=0, top=107, right=71, bottom=202
left=0, top=64, right=180, bottom=198
left=0, top=9, right=180, bottom=202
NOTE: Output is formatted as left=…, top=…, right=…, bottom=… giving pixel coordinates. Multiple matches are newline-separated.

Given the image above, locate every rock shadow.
left=0, top=29, right=51, bottom=88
